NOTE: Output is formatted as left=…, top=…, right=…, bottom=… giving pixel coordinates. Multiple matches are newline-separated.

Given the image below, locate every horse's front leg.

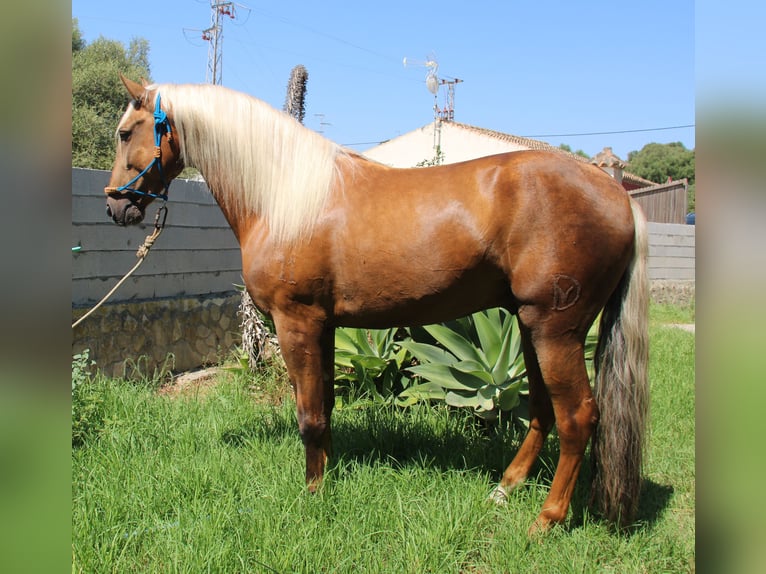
left=272, top=311, right=335, bottom=492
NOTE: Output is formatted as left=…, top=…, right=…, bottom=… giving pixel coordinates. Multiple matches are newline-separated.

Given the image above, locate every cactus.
left=283, top=64, right=309, bottom=124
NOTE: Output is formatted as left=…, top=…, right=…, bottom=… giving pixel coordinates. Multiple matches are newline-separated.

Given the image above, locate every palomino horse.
left=105, top=76, right=649, bottom=534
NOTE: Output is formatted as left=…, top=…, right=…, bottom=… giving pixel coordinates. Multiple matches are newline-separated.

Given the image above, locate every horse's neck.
left=175, top=91, right=342, bottom=245
left=178, top=113, right=252, bottom=239
left=197, top=172, right=250, bottom=242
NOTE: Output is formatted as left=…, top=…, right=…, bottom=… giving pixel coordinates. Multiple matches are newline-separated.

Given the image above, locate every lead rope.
left=72, top=205, right=168, bottom=329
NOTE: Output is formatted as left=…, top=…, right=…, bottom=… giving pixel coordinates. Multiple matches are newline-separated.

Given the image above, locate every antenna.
left=404, top=55, right=464, bottom=163
left=403, top=56, right=439, bottom=94
left=435, top=77, right=463, bottom=122
left=403, top=55, right=463, bottom=121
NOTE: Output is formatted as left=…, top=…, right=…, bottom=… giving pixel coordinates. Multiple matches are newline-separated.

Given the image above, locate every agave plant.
left=398, top=308, right=527, bottom=420
left=334, top=327, right=411, bottom=406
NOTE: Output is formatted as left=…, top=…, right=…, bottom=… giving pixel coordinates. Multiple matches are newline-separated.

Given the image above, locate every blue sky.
left=73, top=0, right=694, bottom=160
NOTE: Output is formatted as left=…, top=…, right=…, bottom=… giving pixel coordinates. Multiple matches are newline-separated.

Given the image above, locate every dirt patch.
left=158, top=366, right=224, bottom=398
left=669, top=323, right=695, bottom=334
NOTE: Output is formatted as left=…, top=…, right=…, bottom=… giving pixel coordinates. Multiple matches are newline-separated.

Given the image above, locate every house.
left=364, top=121, right=687, bottom=223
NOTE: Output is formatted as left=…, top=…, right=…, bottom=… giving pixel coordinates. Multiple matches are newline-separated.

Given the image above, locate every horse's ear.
left=120, top=74, right=145, bottom=102
left=140, top=77, right=150, bottom=87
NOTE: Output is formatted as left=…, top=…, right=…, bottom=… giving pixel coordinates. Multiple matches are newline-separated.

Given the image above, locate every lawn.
left=72, top=305, right=695, bottom=573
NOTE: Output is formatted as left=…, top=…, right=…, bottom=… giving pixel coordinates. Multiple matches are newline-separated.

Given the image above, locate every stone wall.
left=650, top=280, right=695, bottom=307
left=72, top=293, right=241, bottom=379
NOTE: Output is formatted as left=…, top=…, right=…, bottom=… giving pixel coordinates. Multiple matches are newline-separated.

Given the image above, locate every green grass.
left=649, top=300, right=695, bottom=325
left=73, top=310, right=695, bottom=573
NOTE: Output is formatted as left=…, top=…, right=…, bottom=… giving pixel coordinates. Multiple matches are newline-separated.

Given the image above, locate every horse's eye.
left=119, top=130, right=131, bottom=143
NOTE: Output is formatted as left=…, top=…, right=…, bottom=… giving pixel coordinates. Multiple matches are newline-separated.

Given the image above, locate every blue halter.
left=105, top=93, right=173, bottom=201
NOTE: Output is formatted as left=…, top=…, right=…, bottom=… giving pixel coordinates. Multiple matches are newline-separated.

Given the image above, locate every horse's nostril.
left=106, top=205, right=113, bottom=218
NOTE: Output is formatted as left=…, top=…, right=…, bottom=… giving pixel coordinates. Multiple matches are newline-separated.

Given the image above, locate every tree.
left=72, top=18, right=85, bottom=52
left=627, top=142, right=695, bottom=212
left=72, top=19, right=152, bottom=169
left=558, top=143, right=590, bottom=159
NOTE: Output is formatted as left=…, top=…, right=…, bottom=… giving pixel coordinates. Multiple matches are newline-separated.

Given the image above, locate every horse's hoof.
left=488, top=484, right=509, bottom=505
left=527, top=516, right=552, bottom=539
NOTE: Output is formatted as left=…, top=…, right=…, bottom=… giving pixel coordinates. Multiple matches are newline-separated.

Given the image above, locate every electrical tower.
left=203, top=1, right=234, bottom=85
left=187, top=1, right=251, bottom=85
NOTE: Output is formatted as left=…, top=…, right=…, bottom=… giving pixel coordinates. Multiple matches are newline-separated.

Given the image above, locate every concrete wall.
left=72, top=169, right=694, bottom=377
left=72, top=168, right=241, bottom=304
left=647, top=222, right=695, bottom=282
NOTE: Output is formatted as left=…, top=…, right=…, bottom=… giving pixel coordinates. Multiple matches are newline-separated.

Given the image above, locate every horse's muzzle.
left=106, top=201, right=145, bottom=226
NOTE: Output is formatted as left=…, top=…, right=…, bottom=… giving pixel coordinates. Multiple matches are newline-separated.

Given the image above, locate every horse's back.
left=321, top=150, right=635, bottom=327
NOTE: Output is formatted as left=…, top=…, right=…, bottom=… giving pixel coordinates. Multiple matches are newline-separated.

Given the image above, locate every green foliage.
left=72, top=19, right=152, bottom=169
left=627, top=142, right=695, bottom=212
left=334, top=328, right=411, bottom=406
left=332, top=310, right=598, bottom=422
left=72, top=17, right=85, bottom=52
left=558, top=143, right=590, bottom=159
left=72, top=350, right=104, bottom=446
left=415, top=146, right=445, bottom=167
left=399, top=309, right=527, bottom=420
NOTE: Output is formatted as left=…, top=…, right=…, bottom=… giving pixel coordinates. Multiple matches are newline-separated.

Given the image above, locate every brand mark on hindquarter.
left=552, top=274, right=581, bottom=310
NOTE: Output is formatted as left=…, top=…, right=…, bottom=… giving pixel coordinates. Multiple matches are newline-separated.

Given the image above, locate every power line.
left=341, top=123, right=695, bottom=149
left=521, top=124, right=695, bottom=138
left=342, top=140, right=389, bottom=148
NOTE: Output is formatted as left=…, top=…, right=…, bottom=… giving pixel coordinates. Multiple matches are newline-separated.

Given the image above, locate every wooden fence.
left=630, top=179, right=688, bottom=224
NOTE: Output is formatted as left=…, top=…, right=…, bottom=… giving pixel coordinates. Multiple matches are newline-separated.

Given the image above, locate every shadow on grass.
left=219, top=406, right=297, bottom=447
left=331, top=406, right=525, bottom=477
left=217, top=403, right=674, bottom=533
left=568, top=461, right=675, bottom=535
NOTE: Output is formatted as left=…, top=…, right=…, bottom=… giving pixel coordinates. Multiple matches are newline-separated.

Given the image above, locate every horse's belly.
left=332, top=263, right=512, bottom=328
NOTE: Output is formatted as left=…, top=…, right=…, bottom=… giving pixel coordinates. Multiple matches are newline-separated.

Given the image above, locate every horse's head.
left=105, top=75, right=184, bottom=226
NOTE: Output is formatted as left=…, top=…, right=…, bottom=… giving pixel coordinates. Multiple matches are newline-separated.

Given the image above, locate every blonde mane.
left=152, top=83, right=345, bottom=244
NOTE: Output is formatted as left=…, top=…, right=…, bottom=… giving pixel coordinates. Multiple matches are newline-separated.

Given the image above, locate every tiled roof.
left=591, top=146, right=627, bottom=169
left=448, top=122, right=654, bottom=187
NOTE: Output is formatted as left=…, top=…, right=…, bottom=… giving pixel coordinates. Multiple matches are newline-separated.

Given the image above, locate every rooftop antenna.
left=404, top=55, right=463, bottom=163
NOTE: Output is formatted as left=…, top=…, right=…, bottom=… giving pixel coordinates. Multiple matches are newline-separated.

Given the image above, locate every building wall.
left=366, top=122, right=529, bottom=166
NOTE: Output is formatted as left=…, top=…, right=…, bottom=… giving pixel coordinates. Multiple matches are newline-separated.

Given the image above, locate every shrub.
left=72, top=350, right=105, bottom=446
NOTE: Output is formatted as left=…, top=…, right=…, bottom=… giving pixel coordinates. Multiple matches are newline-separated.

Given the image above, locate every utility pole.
left=201, top=1, right=238, bottom=85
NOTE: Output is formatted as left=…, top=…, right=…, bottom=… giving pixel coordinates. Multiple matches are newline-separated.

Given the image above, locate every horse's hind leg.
left=527, top=333, right=597, bottom=534
left=491, top=324, right=555, bottom=501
